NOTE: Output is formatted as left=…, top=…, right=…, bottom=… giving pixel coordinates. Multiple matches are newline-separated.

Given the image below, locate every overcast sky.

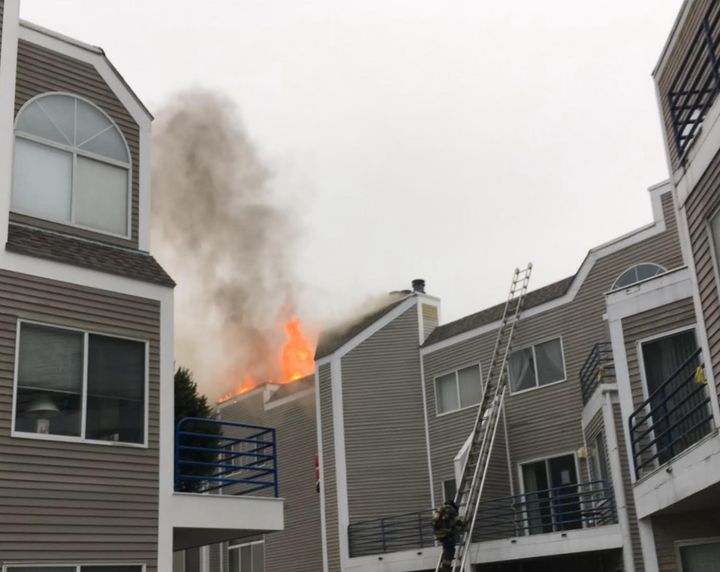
left=22, top=0, right=683, bottom=326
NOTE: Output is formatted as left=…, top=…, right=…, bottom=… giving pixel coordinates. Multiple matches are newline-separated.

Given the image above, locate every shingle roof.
left=314, top=293, right=413, bottom=359
left=422, top=275, right=575, bottom=346
left=6, top=224, right=175, bottom=287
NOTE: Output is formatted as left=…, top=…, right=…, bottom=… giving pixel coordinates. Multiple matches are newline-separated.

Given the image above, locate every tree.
left=174, top=367, right=222, bottom=492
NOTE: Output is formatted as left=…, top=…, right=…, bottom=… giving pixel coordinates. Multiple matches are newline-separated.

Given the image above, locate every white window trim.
left=516, top=451, right=583, bottom=536
left=227, top=538, right=265, bottom=572
left=675, top=537, right=720, bottom=572
left=12, top=91, right=133, bottom=241
left=2, top=565, right=146, bottom=572
left=11, top=318, right=149, bottom=448
left=706, top=204, right=720, bottom=300
left=508, top=336, right=567, bottom=395
left=611, top=262, right=668, bottom=291
left=433, top=362, right=483, bottom=417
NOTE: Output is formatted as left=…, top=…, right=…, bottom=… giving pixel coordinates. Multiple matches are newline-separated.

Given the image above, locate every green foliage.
left=175, top=367, right=223, bottom=492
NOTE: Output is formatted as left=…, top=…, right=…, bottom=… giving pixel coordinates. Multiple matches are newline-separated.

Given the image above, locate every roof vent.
left=412, top=279, right=426, bottom=294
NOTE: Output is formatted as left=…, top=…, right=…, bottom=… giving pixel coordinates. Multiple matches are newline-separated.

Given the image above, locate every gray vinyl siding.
left=655, top=0, right=717, bottom=170
left=621, top=297, right=696, bottom=411
left=342, top=305, right=432, bottom=522
left=319, top=363, right=340, bottom=572
left=423, top=192, right=682, bottom=499
left=651, top=509, right=720, bottom=572
left=684, top=149, right=720, bottom=403
left=423, top=332, right=511, bottom=507
left=219, top=388, right=322, bottom=572
left=13, top=38, right=140, bottom=248
left=613, top=403, right=644, bottom=572
left=0, top=269, right=159, bottom=568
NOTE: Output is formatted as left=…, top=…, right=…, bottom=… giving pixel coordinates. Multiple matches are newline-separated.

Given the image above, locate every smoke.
left=152, top=89, right=297, bottom=398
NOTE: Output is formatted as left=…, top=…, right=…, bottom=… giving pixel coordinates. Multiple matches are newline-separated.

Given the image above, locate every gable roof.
left=266, top=374, right=315, bottom=403
left=422, top=275, right=575, bottom=347
left=314, top=293, right=413, bottom=360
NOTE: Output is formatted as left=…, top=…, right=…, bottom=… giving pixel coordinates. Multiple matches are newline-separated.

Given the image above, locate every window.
left=12, top=93, right=131, bottom=237
left=679, top=540, right=720, bottom=572
left=611, top=263, right=666, bottom=290
left=434, top=364, right=482, bottom=414
left=228, top=539, right=265, bottom=572
left=520, top=454, right=579, bottom=535
left=6, top=567, right=142, bottom=572
left=442, top=478, right=457, bottom=502
left=508, top=338, right=565, bottom=393
left=14, top=322, right=146, bottom=445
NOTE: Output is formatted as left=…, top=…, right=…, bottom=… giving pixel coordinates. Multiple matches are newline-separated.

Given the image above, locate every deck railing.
left=175, top=417, right=278, bottom=497
left=668, top=2, right=720, bottom=158
left=579, top=342, right=616, bottom=405
left=347, top=480, right=615, bottom=558
left=629, top=348, right=713, bottom=479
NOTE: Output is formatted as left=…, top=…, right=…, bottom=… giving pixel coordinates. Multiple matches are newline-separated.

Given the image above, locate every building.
left=0, top=2, right=283, bottom=569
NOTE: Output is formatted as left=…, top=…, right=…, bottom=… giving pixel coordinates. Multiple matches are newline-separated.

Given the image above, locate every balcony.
left=347, top=481, right=616, bottom=559
left=170, top=417, right=284, bottom=550
left=629, top=348, right=714, bottom=479
left=667, top=2, right=720, bottom=158
left=579, top=342, right=616, bottom=405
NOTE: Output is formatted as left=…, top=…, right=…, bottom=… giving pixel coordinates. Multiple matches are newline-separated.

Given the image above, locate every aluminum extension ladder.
left=435, top=264, right=532, bottom=572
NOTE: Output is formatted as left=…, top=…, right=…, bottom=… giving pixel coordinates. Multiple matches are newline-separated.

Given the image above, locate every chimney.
left=412, top=279, right=426, bottom=294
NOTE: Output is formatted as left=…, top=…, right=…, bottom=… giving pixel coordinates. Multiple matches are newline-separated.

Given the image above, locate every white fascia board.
left=422, top=186, right=670, bottom=355
left=633, top=430, right=720, bottom=518
left=18, top=24, right=153, bottom=251
left=581, top=383, right=618, bottom=429
left=0, top=0, right=20, bottom=247
left=263, top=386, right=315, bottom=411
left=344, top=546, right=441, bottom=572
left=604, top=266, right=693, bottom=322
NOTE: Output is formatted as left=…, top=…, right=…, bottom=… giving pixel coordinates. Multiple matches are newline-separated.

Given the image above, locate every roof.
left=422, top=275, right=575, bottom=346
left=7, top=224, right=175, bottom=287
left=266, top=374, right=315, bottom=403
left=314, top=292, right=413, bottom=359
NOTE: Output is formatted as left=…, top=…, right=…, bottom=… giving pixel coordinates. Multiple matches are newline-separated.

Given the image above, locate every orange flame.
left=217, top=316, right=315, bottom=404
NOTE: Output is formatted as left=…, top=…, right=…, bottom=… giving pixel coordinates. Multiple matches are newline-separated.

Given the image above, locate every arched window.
left=12, top=93, right=131, bottom=237
left=612, top=263, right=667, bottom=290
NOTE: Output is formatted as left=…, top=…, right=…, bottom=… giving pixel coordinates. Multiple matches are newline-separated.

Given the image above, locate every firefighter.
left=432, top=500, right=465, bottom=571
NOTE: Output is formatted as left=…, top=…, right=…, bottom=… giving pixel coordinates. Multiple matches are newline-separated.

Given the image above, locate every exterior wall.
left=422, top=333, right=511, bottom=506
left=342, top=305, right=432, bottom=522
left=12, top=38, right=140, bottom=248
left=318, top=363, right=340, bottom=571
left=683, top=150, right=720, bottom=401
left=614, top=403, right=644, bottom=572
left=651, top=509, right=720, bottom=572
left=620, top=297, right=697, bottom=411
left=655, top=0, right=716, bottom=170
left=219, top=387, right=323, bottom=572
left=0, top=268, right=160, bottom=568
left=423, top=192, right=683, bottom=498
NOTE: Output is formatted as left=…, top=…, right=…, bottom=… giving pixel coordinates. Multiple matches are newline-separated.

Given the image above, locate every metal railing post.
left=175, top=419, right=181, bottom=492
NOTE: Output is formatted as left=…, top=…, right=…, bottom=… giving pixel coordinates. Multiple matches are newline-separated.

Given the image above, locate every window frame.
left=227, top=538, right=265, bottom=572
left=707, top=203, right=720, bottom=299
left=675, top=537, right=720, bottom=572
left=11, top=319, right=149, bottom=448
left=12, top=92, right=133, bottom=240
left=508, top=336, right=567, bottom=395
left=2, top=565, right=146, bottom=572
left=433, top=362, right=483, bottom=417
left=611, top=262, right=667, bottom=291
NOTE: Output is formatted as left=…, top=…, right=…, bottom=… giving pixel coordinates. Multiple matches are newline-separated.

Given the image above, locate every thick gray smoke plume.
left=152, top=89, right=297, bottom=399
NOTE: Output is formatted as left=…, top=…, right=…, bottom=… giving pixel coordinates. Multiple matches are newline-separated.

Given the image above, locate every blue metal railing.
left=175, top=417, right=278, bottom=497
left=629, top=348, right=713, bottom=479
left=347, top=481, right=616, bottom=557
left=668, top=2, right=720, bottom=158
left=579, top=342, right=616, bottom=405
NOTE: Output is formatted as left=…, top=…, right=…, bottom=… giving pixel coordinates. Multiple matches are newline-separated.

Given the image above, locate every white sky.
left=22, top=0, right=683, bottom=326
